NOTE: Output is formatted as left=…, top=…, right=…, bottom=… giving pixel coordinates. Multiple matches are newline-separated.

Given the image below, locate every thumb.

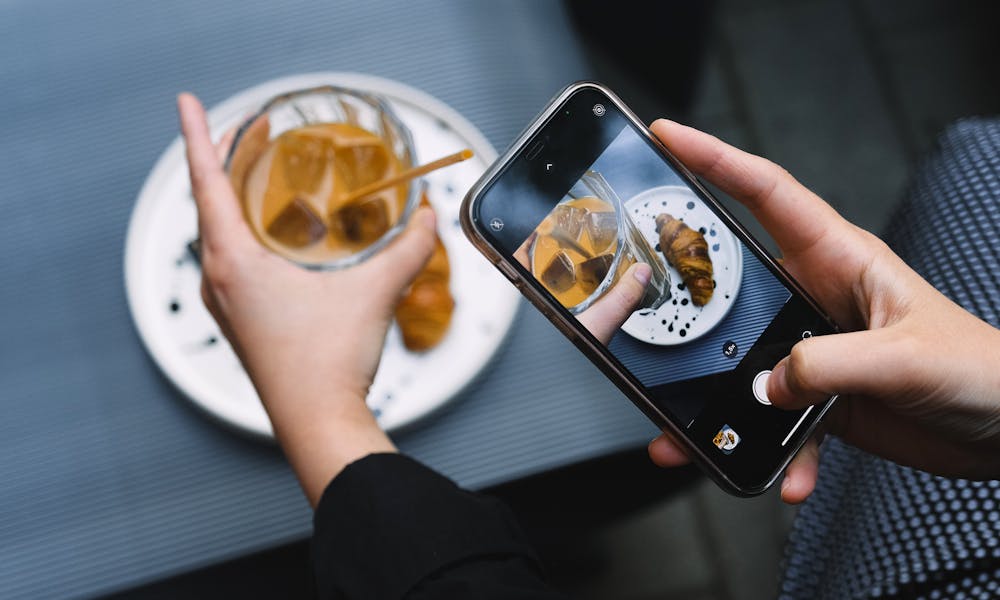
left=578, top=263, right=652, bottom=345
left=767, top=328, right=911, bottom=409
left=177, top=93, right=252, bottom=251
left=364, top=206, right=438, bottom=296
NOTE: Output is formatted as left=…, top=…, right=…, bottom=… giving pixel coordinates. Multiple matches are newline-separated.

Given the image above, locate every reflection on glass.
left=518, top=170, right=670, bottom=314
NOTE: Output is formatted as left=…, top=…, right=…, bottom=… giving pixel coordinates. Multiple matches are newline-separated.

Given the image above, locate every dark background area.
left=104, top=0, right=1000, bottom=598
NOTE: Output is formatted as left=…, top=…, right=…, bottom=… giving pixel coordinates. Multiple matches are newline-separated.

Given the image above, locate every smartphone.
left=461, top=82, right=838, bottom=496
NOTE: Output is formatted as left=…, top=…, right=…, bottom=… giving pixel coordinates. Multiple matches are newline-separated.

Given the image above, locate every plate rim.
left=618, top=184, right=744, bottom=346
left=123, top=71, right=515, bottom=439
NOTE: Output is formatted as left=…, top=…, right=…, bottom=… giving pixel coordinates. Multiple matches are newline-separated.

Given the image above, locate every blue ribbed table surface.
left=0, top=1, right=659, bottom=597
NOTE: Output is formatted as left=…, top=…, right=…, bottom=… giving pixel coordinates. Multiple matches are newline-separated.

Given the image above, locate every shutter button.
left=752, top=370, right=772, bottom=406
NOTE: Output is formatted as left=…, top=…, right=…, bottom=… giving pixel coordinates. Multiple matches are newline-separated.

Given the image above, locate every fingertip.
left=647, top=435, right=661, bottom=456
left=415, top=205, right=436, bottom=232
left=177, top=92, right=201, bottom=120
left=403, top=207, right=437, bottom=254
left=177, top=94, right=209, bottom=147
left=780, top=472, right=815, bottom=505
left=780, top=475, right=792, bottom=497
left=651, top=118, right=697, bottom=140
left=632, top=262, right=652, bottom=286
left=780, top=469, right=810, bottom=504
left=371, top=206, right=437, bottom=279
left=649, top=118, right=679, bottom=140
left=767, top=358, right=794, bottom=407
left=647, top=434, right=690, bottom=467
left=780, top=476, right=801, bottom=504
left=781, top=437, right=820, bottom=504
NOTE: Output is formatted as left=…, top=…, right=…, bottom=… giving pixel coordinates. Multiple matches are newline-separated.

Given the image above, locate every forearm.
left=259, top=384, right=396, bottom=507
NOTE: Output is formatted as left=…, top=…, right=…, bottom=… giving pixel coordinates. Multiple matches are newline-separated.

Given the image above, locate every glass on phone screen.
left=478, top=92, right=835, bottom=487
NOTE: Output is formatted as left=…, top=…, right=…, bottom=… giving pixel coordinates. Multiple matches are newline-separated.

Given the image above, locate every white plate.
left=620, top=186, right=743, bottom=345
left=124, top=72, right=520, bottom=439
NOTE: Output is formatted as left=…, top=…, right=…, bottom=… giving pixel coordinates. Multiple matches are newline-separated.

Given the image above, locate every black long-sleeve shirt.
left=312, top=453, right=569, bottom=599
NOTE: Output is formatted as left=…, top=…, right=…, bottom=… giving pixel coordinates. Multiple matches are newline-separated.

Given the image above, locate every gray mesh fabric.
left=780, top=118, right=1000, bottom=599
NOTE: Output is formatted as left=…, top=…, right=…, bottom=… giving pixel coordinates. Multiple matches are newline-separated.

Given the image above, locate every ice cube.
left=334, top=141, right=392, bottom=191
left=585, top=211, right=618, bottom=253
left=540, top=250, right=576, bottom=293
left=266, top=197, right=328, bottom=248
left=275, top=129, right=337, bottom=195
left=578, top=254, right=614, bottom=293
left=331, top=197, right=391, bottom=245
left=550, top=203, right=587, bottom=241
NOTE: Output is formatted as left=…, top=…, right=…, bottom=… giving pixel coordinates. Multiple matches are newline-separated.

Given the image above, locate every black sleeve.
left=311, top=453, right=570, bottom=600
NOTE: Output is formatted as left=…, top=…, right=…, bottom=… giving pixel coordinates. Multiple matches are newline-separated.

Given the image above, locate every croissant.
left=395, top=193, right=455, bottom=351
left=396, top=278, right=455, bottom=351
left=655, top=213, right=714, bottom=306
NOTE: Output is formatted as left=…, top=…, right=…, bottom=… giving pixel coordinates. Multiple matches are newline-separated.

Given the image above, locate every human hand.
left=177, top=93, right=438, bottom=505
left=577, top=263, right=652, bottom=344
left=512, top=231, right=652, bottom=344
left=646, top=119, right=1000, bottom=503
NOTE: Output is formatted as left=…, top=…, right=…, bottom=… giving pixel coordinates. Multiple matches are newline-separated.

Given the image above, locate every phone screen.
left=473, top=87, right=836, bottom=491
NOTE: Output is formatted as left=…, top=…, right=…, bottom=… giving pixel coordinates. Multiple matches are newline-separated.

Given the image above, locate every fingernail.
left=781, top=477, right=791, bottom=493
left=633, top=263, right=652, bottom=286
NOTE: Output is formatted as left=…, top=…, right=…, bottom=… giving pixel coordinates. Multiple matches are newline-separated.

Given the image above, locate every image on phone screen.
left=516, top=127, right=797, bottom=426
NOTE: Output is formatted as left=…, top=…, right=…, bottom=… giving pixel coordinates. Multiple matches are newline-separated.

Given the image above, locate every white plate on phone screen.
left=620, top=185, right=743, bottom=345
left=124, top=72, right=520, bottom=439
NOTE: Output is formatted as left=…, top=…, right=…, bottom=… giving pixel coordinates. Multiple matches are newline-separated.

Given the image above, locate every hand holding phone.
left=463, top=83, right=839, bottom=495
left=645, top=118, right=1000, bottom=502
left=462, top=82, right=1000, bottom=498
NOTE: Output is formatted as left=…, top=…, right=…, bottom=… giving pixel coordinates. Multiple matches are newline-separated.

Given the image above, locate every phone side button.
left=496, top=261, right=520, bottom=284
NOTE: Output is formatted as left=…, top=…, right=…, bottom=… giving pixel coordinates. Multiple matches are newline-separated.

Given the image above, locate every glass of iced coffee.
left=224, top=86, right=419, bottom=269
left=526, top=170, right=670, bottom=314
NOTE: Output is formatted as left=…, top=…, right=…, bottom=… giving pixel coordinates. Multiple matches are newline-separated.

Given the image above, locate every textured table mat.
left=0, top=1, right=658, bottom=597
